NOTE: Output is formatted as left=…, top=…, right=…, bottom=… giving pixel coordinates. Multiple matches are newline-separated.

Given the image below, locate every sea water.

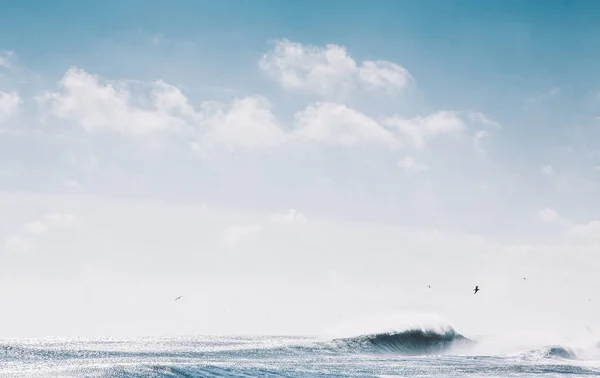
left=1, top=327, right=600, bottom=377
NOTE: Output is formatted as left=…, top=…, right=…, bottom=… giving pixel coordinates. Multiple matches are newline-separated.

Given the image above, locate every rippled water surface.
left=2, top=332, right=600, bottom=377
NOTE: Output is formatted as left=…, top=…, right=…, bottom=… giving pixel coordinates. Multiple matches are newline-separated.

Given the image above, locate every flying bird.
left=473, top=286, right=479, bottom=294
left=174, top=296, right=182, bottom=301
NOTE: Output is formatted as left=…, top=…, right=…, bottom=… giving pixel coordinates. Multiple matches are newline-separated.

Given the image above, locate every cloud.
left=259, top=39, right=412, bottom=96
left=35, top=62, right=494, bottom=162
left=4, top=213, right=81, bottom=252
left=196, top=96, right=287, bottom=152
left=219, top=209, right=308, bottom=248
left=218, top=209, right=308, bottom=249
left=24, top=221, right=47, bottom=235
left=468, top=113, right=501, bottom=154
left=259, top=39, right=357, bottom=96
left=0, top=91, right=21, bottom=122
left=270, top=209, right=308, bottom=226
left=358, top=60, right=413, bottom=94
left=39, top=67, right=195, bottom=136
left=467, top=112, right=501, bottom=130
left=538, top=208, right=561, bottom=223
left=293, top=102, right=397, bottom=148
left=384, top=110, right=500, bottom=151
left=385, top=111, right=465, bottom=149
left=538, top=208, right=600, bottom=242
left=151, top=80, right=198, bottom=120
left=541, top=165, right=556, bottom=176
left=0, top=50, right=15, bottom=69
left=473, top=130, right=491, bottom=154
left=63, top=180, right=83, bottom=191
left=42, top=213, right=81, bottom=230
left=397, top=156, right=429, bottom=173
left=193, top=99, right=487, bottom=153
left=5, top=235, right=32, bottom=253
left=219, top=224, right=263, bottom=248
left=566, top=221, right=600, bottom=240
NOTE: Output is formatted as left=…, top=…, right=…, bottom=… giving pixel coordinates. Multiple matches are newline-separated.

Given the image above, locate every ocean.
left=2, top=326, right=600, bottom=377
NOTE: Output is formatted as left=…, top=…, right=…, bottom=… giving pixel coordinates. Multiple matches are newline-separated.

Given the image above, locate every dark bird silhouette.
left=174, top=296, right=182, bottom=301
left=428, top=285, right=431, bottom=289
left=473, top=286, right=479, bottom=294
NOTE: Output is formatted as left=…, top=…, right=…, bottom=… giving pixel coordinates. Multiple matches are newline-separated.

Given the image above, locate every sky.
left=1, top=0, right=600, bottom=338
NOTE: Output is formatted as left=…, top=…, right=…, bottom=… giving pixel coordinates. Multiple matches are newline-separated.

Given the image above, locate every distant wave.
left=331, top=327, right=474, bottom=356
left=544, top=345, right=577, bottom=359
left=520, top=345, right=579, bottom=361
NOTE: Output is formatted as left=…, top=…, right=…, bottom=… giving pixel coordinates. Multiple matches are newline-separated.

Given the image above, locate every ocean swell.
left=332, top=327, right=473, bottom=356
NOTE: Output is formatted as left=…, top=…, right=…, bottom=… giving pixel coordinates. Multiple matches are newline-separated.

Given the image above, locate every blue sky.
left=1, top=1, right=600, bottom=337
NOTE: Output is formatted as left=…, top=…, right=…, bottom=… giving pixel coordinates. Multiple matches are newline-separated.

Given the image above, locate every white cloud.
left=39, top=67, right=194, bottom=136
left=541, top=165, right=556, bottom=176
left=385, top=111, right=465, bottom=149
left=4, top=213, right=81, bottom=253
left=219, top=209, right=308, bottom=249
left=538, top=208, right=561, bottom=223
left=0, top=91, right=21, bottom=122
left=468, top=112, right=501, bottom=130
left=219, top=224, right=263, bottom=248
left=259, top=39, right=357, bottom=96
left=63, top=180, right=82, bottom=191
left=151, top=80, right=198, bottom=120
left=197, top=96, right=287, bottom=152
left=42, top=213, right=80, bottom=230
left=566, top=221, right=600, bottom=240
left=24, top=221, right=48, bottom=235
left=473, top=130, right=491, bottom=153
left=37, top=65, right=484, bottom=156
left=538, top=208, right=600, bottom=242
left=397, top=156, right=429, bottom=173
left=259, top=39, right=411, bottom=96
left=5, top=235, right=32, bottom=253
left=294, top=102, right=397, bottom=148
left=468, top=112, right=501, bottom=153
left=270, top=209, right=308, bottom=226
left=358, top=60, right=413, bottom=93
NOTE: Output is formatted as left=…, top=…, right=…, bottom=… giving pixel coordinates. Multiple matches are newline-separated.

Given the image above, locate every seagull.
left=473, top=286, right=479, bottom=294
left=174, top=296, right=182, bottom=301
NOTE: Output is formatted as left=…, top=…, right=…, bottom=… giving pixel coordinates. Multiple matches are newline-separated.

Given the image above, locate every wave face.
left=545, top=345, right=578, bottom=360
left=332, top=327, right=473, bottom=356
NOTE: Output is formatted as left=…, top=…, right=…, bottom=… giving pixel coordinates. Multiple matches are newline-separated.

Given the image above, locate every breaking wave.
left=332, top=327, right=473, bottom=355
left=544, top=346, right=578, bottom=360
left=519, top=345, right=580, bottom=361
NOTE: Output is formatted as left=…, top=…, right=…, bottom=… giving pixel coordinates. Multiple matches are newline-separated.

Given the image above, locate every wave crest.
left=333, top=327, right=473, bottom=356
